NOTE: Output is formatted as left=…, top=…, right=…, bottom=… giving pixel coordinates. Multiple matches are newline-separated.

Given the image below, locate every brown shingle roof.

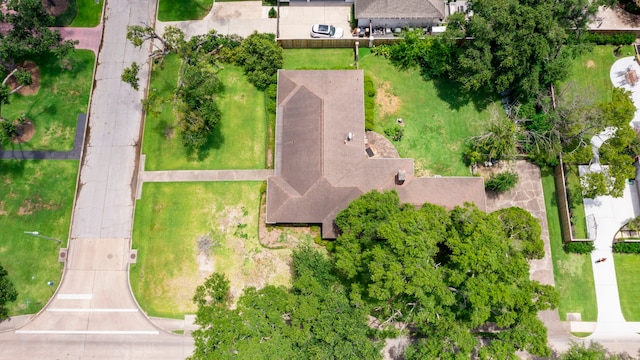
left=266, top=70, right=485, bottom=239
left=355, top=0, right=446, bottom=20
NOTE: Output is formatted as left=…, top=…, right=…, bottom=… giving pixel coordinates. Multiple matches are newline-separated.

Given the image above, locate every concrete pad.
left=570, top=321, right=596, bottom=333
left=66, top=239, right=129, bottom=271
left=278, top=4, right=351, bottom=39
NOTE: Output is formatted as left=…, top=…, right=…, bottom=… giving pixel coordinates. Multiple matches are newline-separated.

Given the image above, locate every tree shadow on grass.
left=432, top=78, right=498, bottom=113
left=0, top=158, right=27, bottom=178
left=186, top=124, right=225, bottom=162
left=52, top=0, right=79, bottom=27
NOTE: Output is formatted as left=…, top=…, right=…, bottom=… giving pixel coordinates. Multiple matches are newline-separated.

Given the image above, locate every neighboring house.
left=354, top=0, right=447, bottom=28
left=266, top=70, right=486, bottom=239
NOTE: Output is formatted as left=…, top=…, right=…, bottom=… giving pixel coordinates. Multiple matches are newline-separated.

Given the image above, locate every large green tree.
left=333, top=190, right=558, bottom=358
left=0, top=264, right=18, bottom=320
left=190, top=246, right=382, bottom=360
left=235, top=32, right=283, bottom=90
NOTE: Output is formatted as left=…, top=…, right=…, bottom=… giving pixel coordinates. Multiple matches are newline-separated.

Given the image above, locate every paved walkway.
left=56, top=26, right=103, bottom=54
left=485, top=161, right=571, bottom=351
left=0, top=114, right=86, bottom=160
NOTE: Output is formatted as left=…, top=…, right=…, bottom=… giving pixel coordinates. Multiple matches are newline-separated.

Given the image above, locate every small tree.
left=121, top=62, right=140, bottom=90
left=485, top=171, right=519, bottom=192
left=0, top=264, right=18, bottom=320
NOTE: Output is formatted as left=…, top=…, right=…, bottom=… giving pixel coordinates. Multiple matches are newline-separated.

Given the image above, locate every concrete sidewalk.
left=583, top=171, right=640, bottom=341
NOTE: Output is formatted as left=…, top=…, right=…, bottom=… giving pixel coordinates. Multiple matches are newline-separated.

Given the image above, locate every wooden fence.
left=277, top=37, right=398, bottom=49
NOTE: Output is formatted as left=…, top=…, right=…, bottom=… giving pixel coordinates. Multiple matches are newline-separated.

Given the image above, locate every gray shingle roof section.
left=266, top=70, right=486, bottom=239
left=355, top=0, right=446, bottom=20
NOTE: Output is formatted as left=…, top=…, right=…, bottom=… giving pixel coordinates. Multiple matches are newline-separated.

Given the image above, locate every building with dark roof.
left=266, top=70, right=486, bottom=238
left=354, top=0, right=447, bottom=28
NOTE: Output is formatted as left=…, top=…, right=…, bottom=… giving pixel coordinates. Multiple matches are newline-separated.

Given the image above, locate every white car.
left=310, top=24, right=344, bottom=38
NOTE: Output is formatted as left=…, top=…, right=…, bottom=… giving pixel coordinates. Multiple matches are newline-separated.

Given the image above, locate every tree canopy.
left=235, top=32, right=283, bottom=91
left=190, top=246, right=382, bottom=360
left=0, top=264, right=18, bottom=320
left=333, top=190, right=558, bottom=358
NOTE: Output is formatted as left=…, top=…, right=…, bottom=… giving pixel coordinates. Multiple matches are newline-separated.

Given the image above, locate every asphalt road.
left=0, top=0, right=195, bottom=358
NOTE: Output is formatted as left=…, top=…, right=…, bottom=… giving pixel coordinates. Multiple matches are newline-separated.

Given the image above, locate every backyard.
left=2, top=50, right=95, bottom=151
left=131, top=182, right=299, bottom=318
left=542, top=171, right=597, bottom=322
left=0, top=160, right=78, bottom=315
left=284, top=48, right=494, bottom=176
left=142, top=55, right=267, bottom=171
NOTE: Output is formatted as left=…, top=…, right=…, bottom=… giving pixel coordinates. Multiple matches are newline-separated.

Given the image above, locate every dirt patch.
left=0, top=202, right=7, bottom=216
left=42, top=0, right=69, bottom=16
left=475, top=160, right=510, bottom=180
left=17, top=196, right=60, bottom=215
left=5, top=61, right=40, bottom=96
left=11, top=119, right=35, bottom=143
left=258, top=195, right=320, bottom=249
left=586, top=60, right=596, bottom=68
left=376, top=82, right=401, bottom=118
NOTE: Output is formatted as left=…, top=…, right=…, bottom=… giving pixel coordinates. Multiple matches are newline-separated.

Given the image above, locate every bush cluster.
left=581, top=32, right=636, bottom=45
left=384, top=125, right=404, bottom=141
left=364, top=74, right=376, bottom=130
left=564, top=241, right=595, bottom=254
left=613, top=242, right=640, bottom=253
left=485, top=171, right=519, bottom=193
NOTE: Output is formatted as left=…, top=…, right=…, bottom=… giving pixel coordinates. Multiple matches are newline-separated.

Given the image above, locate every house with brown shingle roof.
left=266, top=70, right=486, bottom=239
left=354, top=0, right=447, bottom=28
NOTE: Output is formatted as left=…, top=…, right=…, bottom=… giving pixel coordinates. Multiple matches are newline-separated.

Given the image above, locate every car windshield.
left=329, top=26, right=335, bottom=36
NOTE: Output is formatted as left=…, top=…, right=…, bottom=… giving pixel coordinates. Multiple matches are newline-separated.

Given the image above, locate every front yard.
left=2, top=50, right=95, bottom=151
left=131, top=182, right=296, bottom=318
left=142, top=55, right=267, bottom=171
left=0, top=160, right=78, bottom=315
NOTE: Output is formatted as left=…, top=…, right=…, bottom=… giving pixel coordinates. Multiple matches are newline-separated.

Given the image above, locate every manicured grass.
left=157, top=0, right=212, bottom=21
left=542, top=170, right=597, bottom=321
left=71, top=0, right=103, bottom=27
left=54, top=0, right=103, bottom=27
left=131, top=182, right=293, bottom=318
left=2, top=50, right=95, bottom=151
left=561, top=45, right=634, bottom=105
left=0, top=160, right=78, bottom=315
left=614, top=254, right=640, bottom=321
left=565, top=166, right=588, bottom=239
left=284, top=48, right=494, bottom=176
left=143, top=56, right=267, bottom=170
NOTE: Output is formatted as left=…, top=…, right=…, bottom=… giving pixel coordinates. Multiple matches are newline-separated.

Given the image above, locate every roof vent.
left=347, top=132, right=354, bottom=141
left=396, top=170, right=406, bottom=185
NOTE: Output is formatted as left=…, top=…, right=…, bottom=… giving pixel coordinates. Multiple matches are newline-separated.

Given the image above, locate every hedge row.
left=613, top=242, right=640, bottom=254
left=564, top=241, right=595, bottom=254
left=581, top=32, right=636, bottom=45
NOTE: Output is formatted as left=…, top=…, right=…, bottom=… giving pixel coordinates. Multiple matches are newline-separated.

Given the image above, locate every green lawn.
left=542, top=170, right=597, bottom=321
left=131, top=182, right=292, bottom=318
left=0, top=160, right=78, bottom=315
left=284, top=48, right=495, bottom=176
left=142, top=56, right=267, bottom=170
left=3, top=50, right=95, bottom=151
left=560, top=45, right=634, bottom=105
left=157, top=0, right=212, bottom=21
left=614, top=254, right=640, bottom=321
left=565, top=166, right=588, bottom=239
left=53, top=0, right=103, bottom=27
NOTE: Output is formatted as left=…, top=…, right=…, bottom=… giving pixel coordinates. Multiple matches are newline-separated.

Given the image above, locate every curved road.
left=0, top=0, right=193, bottom=358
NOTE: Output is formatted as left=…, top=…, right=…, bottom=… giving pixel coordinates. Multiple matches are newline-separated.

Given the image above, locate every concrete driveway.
left=278, top=2, right=352, bottom=39
left=157, top=1, right=352, bottom=40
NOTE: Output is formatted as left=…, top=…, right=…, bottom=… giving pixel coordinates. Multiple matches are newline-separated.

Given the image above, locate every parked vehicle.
left=310, top=24, right=344, bottom=38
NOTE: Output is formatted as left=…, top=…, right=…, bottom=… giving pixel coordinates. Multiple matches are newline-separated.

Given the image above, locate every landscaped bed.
left=0, top=160, right=78, bottom=315
left=142, top=55, right=267, bottom=171
left=131, top=182, right=297, bottom=318
left=542, top=170, right=597, bottom=321
left=2, top=50, right=95, bottom=151
left=284, top=48, right=495, bottom=176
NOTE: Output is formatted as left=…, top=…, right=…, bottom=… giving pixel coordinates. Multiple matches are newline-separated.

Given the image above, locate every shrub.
left=613, top=242, right=640, bottom=253
left=485, top=171, right=519, bottom=193
left=564, top=241, right=595, bottom=254
left=580, top=32, right=636, bottom=45
left=627, top=215, right=640, bottom=232
left=384, top=125, right=404, bottom=141
left=268, top=7, right=277, bottom=18
left=363, top=74, right=376, bottom=131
